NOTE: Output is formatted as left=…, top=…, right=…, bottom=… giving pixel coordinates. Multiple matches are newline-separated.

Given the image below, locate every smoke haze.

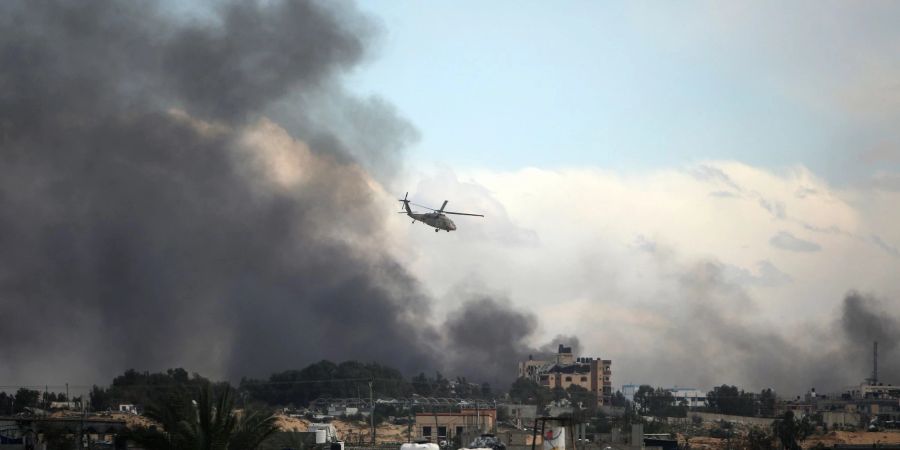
left=0, top=0, right=582, bottom=390
left=1, top=0, right=898, bottom=397
left=0, top=0, right=429, bottom=384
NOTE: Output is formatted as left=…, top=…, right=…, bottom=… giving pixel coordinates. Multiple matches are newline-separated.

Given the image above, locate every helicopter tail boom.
left=398, top=192, right=412, bottom=214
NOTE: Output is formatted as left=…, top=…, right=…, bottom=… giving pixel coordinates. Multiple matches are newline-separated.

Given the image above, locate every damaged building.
left=517, top=345, right=612, bottom=406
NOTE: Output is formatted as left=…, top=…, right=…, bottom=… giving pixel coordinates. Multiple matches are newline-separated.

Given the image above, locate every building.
left=518, top=345, right=612, bottom=406
left=326, top=405, right=360, bottom=417
left=499, top=404, right=538, bottom=429
left=518, top=357, right=550, bottom=381
left=857, top=383, right=900, bottom=399
left=668, top=388, right=707, bottom=408
left=415, top=408, right=496, bottom=445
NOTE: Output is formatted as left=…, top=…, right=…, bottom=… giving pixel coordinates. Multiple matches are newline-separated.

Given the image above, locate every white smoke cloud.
left=393, top=161, right=900, bottom=393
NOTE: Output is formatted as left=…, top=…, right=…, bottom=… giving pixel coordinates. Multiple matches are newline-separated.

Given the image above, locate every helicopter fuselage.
left=409, top=212, right=456, bottom=232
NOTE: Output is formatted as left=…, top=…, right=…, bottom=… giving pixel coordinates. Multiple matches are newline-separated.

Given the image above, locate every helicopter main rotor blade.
left=443, top=211, right=484, bottom=217
left=409, top=202, right=438, bottom=211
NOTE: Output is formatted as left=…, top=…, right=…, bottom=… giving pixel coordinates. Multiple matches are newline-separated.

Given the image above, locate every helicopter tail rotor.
left=398, top=192, right=412, bottom=214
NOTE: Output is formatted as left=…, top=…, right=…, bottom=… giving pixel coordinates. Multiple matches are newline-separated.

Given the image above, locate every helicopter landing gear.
left=435, top=229, right=439, bottom=233
left=412, top=220, right=415, bottom=224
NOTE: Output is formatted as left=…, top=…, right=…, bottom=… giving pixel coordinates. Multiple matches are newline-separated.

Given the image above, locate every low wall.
left=665, top=412, right=775, bottom=427
left=822, top=411, right=861, bottom=428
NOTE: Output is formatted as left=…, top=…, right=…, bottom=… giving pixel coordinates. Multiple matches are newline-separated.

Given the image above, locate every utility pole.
left=874, top=341, right=878, bottom=385
left=369, top=379, right=375, bottom=446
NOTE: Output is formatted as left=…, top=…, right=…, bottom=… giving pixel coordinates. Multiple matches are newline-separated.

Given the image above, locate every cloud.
left=871, top=235, right=900, bottom=258
left=397, top=161, right=900, bottom=393
left=769, top=231, right=822, bottom=252
left=722, top=260, right=793, bottom=287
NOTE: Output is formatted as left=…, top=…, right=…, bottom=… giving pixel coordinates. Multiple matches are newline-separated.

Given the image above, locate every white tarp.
left=543, top=427, right=566, bottom=450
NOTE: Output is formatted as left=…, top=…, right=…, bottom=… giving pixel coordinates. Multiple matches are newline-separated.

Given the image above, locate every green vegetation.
left=127, top=383, right=278, bottom=450
left=0, top=388, right=76, bottom=414
left=706, top=385, right=757, bottom=417
left=239, top=361, right=495, bottom=407
left=633, top=385, right=686, bottom=418
left=771, top=410, right=812, bottom=450
left=90, top=368, right=214, bottom=412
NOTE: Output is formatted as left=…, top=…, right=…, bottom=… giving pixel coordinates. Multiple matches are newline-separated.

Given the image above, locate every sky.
left=348, top=1, right=900, bottom=182
left=2, top=0, right=900, bottom=398
left=348, top=2, right=900, bottom=392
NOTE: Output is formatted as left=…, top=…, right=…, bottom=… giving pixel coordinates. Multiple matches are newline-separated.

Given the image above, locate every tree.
left=759, top=389, right=776, bottom=417
left=13, top=388, right=40, bottom=413
left=746, top=427, right=774, bottom=450
left=633, top=385, right=655, bottom=415
left=707, top=385, right=756, bottom=416
left=91, top=368, right=211, bottom=413
left=633, top=386, right=683, bottom=418
left=772, top=411, right=812, bottom=450
left=131, top=383, right=278, bottom=450
left=508, top=378, right=551, bottom=408
left=566, top=385, right=597, bottom=410
left=0, top=393, right=13, bottom=415
left=610, top=390, right=628, bottom=408
left=240, top=360, right=413, bottom=407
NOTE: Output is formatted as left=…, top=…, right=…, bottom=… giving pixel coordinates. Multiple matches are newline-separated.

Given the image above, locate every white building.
left=668, top=388, right=707, bottom=408
left=622, top=384, right=637, bottom=403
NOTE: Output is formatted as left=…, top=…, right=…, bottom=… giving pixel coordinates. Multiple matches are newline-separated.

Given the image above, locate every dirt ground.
left=679, top=430, right=900, bottom=450
left=48, top=410, right=158, bottom=429
left=681, top=435, right=724, bottom=450
left=274, top=415, right=412, bottom=444
left=804, top=430, right=900, bottom=448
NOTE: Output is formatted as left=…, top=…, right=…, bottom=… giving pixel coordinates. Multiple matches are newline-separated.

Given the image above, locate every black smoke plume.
left=0, top=0, right=436, bottom=385
left=442, top=297, right=582, bottom=385
left=0, top=0, right=580, bottom=389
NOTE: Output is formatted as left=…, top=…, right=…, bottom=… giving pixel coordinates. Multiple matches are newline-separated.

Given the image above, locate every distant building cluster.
left=621, top=385, right=708, bottom=408
left=517, top=344, right=612, bottom=406
left=790, top=383, right=900, bottom=429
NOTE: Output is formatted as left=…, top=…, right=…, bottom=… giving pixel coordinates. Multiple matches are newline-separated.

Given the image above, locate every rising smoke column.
left=0, top=0, right=443, bottom=384
left=611, top=247, right=900, bottom=394
left=442, top=296, right=583, bottom=386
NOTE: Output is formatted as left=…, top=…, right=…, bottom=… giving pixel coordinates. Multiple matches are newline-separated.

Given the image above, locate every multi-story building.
left=415, top=408, right=496, bottom=444
left=518, top=345, right=612, bottom=406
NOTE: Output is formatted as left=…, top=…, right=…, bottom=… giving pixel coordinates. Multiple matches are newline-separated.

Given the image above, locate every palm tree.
left=132, top=383, right=279, bottom=450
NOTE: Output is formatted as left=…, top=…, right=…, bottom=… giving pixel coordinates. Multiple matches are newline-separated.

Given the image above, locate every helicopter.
left=398, top=192, right=484, bottom=232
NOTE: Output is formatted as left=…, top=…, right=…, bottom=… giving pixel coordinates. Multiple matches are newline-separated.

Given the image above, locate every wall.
left=665, top=412, right=775, bottom=427
left=822, top=411, right=861, bottom=428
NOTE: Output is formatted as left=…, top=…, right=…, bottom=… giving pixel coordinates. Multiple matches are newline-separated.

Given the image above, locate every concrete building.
left=519, top=345, right=612, bottom=406
left=518, top=357, right=551, bottom=382
left=668, top=388, right=707, bottom=408
left=499, top=404, right=538, bottom=429
left=857, top=383, right=900, bottom=399
left=415, top=408, right=496, bottom=445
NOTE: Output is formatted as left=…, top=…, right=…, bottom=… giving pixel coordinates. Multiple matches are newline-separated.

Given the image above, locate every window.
left=565, top=376, right=572, bottom=382
left=581, top=376, right=588, bottom=382
left=438, top=427, right=447, bottom=439
left=456, top=427, right=463, bottom=437
left=423, top=427, right=432, bottom=438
